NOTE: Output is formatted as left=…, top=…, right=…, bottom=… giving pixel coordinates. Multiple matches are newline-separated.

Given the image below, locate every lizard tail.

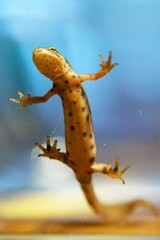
left=80, top=181, right=158, bottom=221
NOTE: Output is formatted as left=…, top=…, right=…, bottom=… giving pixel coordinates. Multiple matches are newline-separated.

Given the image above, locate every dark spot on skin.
left=53, top=84, right=56, bottom=88
left=66, top=151, right=70, bottom=156
left=89, top=157, right=95, bottom=163
left=72, top=75, right=76, bottom=78
left=65, top=80, right=69, bottom=84
left=73, top=101, right=76, bottom=104
left=82, top=107, right=85, bottom=112
left=71, top=126, right=75, bottom=131
left=70, top=160, right=76, bottom=166
left=86, top=114, right=90, bottom=122
left=90, top=144, right=94, bottom=150
left=89, top=133, right=93, bottom=138
left=68, top=142, right=72, bottom=145
left=69, top=90, right=73, bottom=93
left=68, top=112, right=73, bottom=116
left=82, top=132, right=87, bottom=137
left=81, top=92, right=85, bottom=97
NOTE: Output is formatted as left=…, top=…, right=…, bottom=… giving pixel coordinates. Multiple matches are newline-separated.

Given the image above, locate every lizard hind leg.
left=91, top=158, right=130, bottom=184
left=36, top=135, right=61, bottom=158
left=35, top=135, right=68, bottom=165
left=82, top=158, right=158, bottom=220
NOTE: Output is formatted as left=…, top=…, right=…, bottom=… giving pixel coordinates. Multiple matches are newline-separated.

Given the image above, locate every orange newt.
left=10, top=47, right=157, bottom=220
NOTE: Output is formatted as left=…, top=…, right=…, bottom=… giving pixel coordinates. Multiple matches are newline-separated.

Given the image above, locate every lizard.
left=9, top=47, right=157, bottom=220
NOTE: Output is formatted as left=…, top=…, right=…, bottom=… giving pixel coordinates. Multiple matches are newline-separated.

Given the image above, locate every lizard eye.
left=48, top=47, right=57, bottom=52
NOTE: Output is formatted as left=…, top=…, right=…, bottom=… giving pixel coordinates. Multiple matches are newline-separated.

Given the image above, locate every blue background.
left=0, top=0, right=160, bottom=191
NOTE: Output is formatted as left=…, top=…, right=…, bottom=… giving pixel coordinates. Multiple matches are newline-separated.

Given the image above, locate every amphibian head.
left=33, top=47, right=71, bottom=81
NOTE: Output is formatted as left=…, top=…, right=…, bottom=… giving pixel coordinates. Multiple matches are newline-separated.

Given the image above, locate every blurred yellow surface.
left=0, top=189, right=160, bottom=235
left=0, top=191, right=91, bottom=219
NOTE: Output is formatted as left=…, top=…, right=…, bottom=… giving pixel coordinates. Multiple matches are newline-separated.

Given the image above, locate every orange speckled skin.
left=62, top=86, right=95, bottom=183
left=10, top=47, right=157, bottom=220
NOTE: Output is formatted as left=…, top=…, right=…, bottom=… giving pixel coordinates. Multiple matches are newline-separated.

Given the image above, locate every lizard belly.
left=61, top=86, right=96, bottom=181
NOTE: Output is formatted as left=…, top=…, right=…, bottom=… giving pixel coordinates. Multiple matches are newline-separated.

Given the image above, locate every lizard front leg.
left=9, top=87, right=57, bottom=110
left=79, top=51, right=118, bottom=82
left=86, top=159, right=158, bottom=216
